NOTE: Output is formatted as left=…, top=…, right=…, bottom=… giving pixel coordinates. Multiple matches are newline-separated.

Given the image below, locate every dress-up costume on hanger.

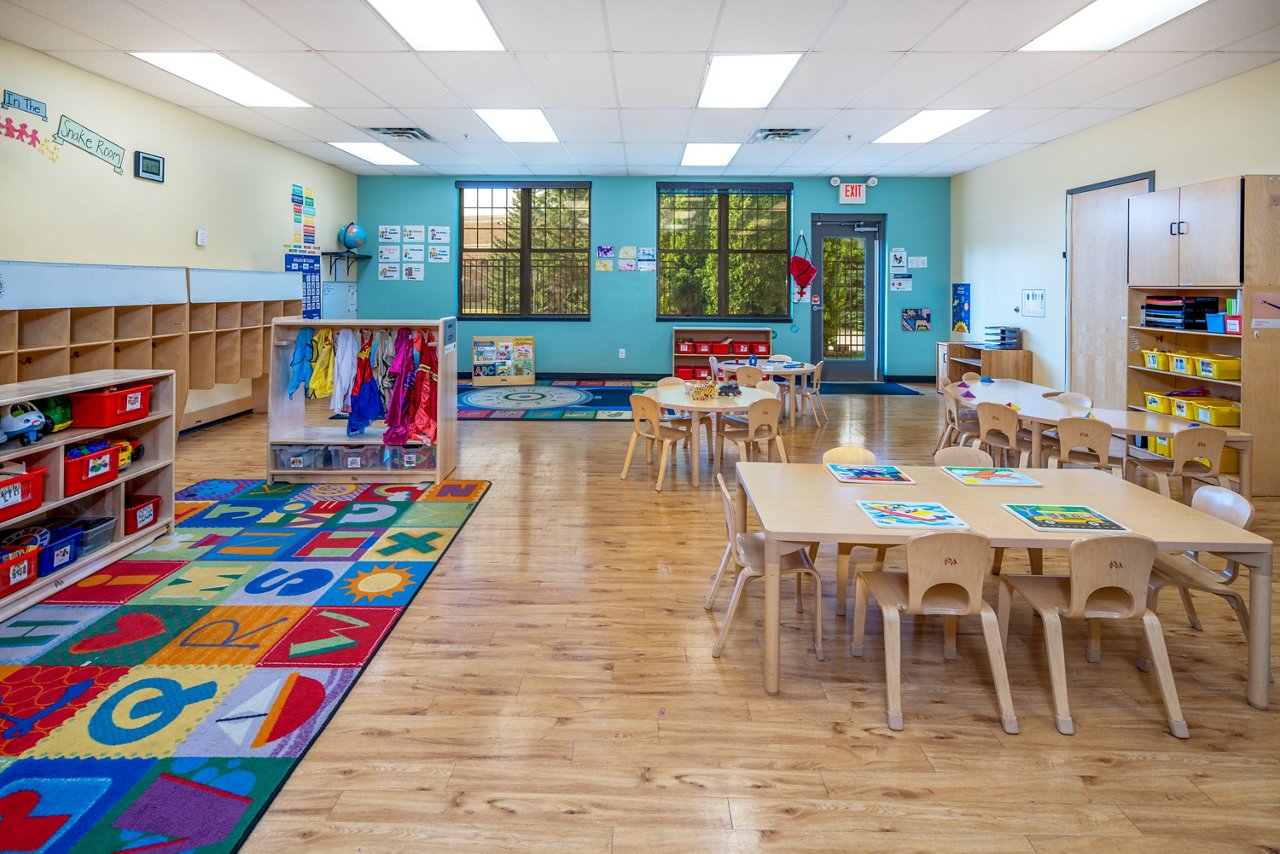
left=347, top=329, right=385, bottom=436
left=287, top=326, right=315, bottom=399
left=331, top=328, right=358, bottom=415
left=381, top=328, right=416, bottom=446
left=307, top=327, right=335, bottom=399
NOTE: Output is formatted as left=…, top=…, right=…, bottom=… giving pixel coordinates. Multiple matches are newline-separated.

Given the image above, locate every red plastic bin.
left=675, top=367, right=694, bottom=380
left=0, top=545, right=39, bottom=600
left=752, top=342, right=770, bottom=355
left=694, top=342, right=712, bottom=354
left=0, top=467, right=45, bottom=524
left=676, top=341, right=694, bottom=354
left=68, top=383, right=153, bottom=428
left=711, top=342, right=731, bottom=355
left=125, top=494, right=161, bottom=535
left=693, top=367, right=711, bottom=379
left=65, top=447, right=119, bottom=497
left=732, top=342, right=751, bottom=356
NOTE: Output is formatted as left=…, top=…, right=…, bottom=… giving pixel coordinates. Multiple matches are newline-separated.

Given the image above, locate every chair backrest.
left=1054, top=416, right=1114, bottom=468
left=1065, top=535, right=1158, bottom=619
left=715, top=473, right=739, bottom=558
left=757, top=380, right=782, bottom=399
left=933, top=446, right=994, bottom=467
left=809, top=360, right=824, bottom=391
left=655, top=376, right=685, bottom=388
left=708, top=355, right=719, bottom=377
left=1190, top=485, right=1253, bottom=529
left=1171, top=425, right=1227, bottom=476
left=822, top=446, right=877, bottom=465
left=904, top=531, right=992, bottom=617
left=961, top=372, right=981, bottom=383
left=768, top=353, right=791, bottom=361
left=941, top=384, right=964, bottom=428
left=1052, top=391, right=1093, bottom=407
left=745, top=396, right=782, bottom=440
left=629, top=393, right=662, bottom=438
left=976, top=402, right=1019, bottom=447
left=736, top=365, right=765, bottom=388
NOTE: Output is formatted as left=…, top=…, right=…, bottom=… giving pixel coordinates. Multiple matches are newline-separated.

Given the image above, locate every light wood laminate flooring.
left=173, top=389, right=1280, bottom=852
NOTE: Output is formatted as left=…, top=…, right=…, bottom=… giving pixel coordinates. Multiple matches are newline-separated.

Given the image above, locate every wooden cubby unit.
left=0, top=354, right=15, bottom=385
left=70, top=343, right=115, bottom=374
left=153, top=303, right=188, bottom=337
left=938, top=341, right=1032, bottom=387
left=216, top=302, right=241, bottom=330
left=114, top=305, right=153, bottom=341
left=18, top=347, right=70, bottom=381
left=0, top=368, right=176, bottom=624
left=267, top=317, right=458, bottom=484
left=18, top=308, right=69, bottom=350
left=188, top=332, right=216, bottom=390
left=215, top=331, right=242, bottom=384
left=71, top=307, right=114, bottom=345
left=240, top=302, right=264, bottom=329
left=114, top=338, right=152, bottom=370
left=0, top=312, right=16, bottom=352
left=189, top=302, right=216, bottom=333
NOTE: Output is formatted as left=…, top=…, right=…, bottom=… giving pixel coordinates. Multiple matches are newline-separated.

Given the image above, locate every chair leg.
left=933, top=426, right=951, bottom=455
left=774, top=436, right=788, bottom=464
left=979, top=605, right=1019, bottom=734
left=1154, top=471, right=1172, bottom=499
left=817, top=393, right=828, bottom=423
left=873, top=547, right=887, bottom=571
left=1086, top=619, right=1102, bottom=663
left=1041, top=613, right=1074, bottom=735
left=882, top=605, right=903, bottom=731
left=620, top=432, right=639, bottom=479
left=1178, top=587, right=1203, bottom=630
left=654, top=440, right=671, bottom=492
left=703, top=544, right=735, bottom=610
left=850, top=573, right=870, bottom=656
left=808, top=569, right=824, bottom=661
left=943, top=615, right=958, bottom=660
left=794, top=572, right=803, bottom=613
left=1141, top=610, right=1189, bottom=739
left=997, top=578, right=1012, bottom=648
left=711, top=567, right=755, bottom=657
left=835, top=542, right=853, bottom=617
left=646, top=436, right=654, bottom=463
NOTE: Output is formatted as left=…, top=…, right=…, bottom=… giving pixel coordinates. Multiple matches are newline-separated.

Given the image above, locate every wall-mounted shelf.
left=322, top=250, right=371, bottom=278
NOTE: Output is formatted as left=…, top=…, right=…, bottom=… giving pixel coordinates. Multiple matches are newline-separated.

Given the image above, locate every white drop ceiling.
left=3, top=0, right=1277, bottom=177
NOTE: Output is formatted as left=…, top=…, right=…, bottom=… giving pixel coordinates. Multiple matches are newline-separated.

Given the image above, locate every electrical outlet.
left=196, top=228, right=208, bottom=246
left=618, top=348, right=626, bottom=359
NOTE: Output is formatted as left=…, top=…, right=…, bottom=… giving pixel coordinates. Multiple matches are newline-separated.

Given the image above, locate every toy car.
left=36, top=396, right=72, bottom=437
left=2, top=402, right=46, bottom=445
left=111, top=439, right=145, bottom=471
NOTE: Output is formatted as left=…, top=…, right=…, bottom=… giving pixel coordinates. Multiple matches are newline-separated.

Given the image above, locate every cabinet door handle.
left=1177, top=221, right=1188, bottom=234
left=1169, top=222, right=1177, bottom=235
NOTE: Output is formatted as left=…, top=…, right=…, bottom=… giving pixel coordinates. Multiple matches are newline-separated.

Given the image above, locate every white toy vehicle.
left=2, top=402, right=46, bottom=445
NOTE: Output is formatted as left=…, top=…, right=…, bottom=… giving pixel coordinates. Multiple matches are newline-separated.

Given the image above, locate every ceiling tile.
left=504, top=143, right=577, bottom=166
left=1225, top=22, right=1280, bottom=50
left=565, top=142, right=626, bottom=165
left=47, top=50, right=238, bottom=106
left=9, top=0, right=204, bottom=49
left=624, top=142, right=685, bottom=164
left=517, top=53, right=617, bottom=108
left=1001, top=107, right=1132, bottom=143
left=384, top=165, right=439, bottom=175
left=884, top=142, right=982, bottom=167
left=126, top=0, right=306, bottom=51
left=224, top=52, right=382, bottom=108
left=578, top=165, right=623, bottom=176
left=1120, top=0, right=1280, bottom=51
left=1007, top=52, right=1193, bottom=108
left=816, top=0, right=967, bottom=51
left=727, top=144, right=805, bottom=166
left=1086, top=51, right=1280, bottom=108
left=276, top=140, right=390, bottom=173
left=612, top=53, right=706, bottom=109
left=0, top=0, right=108, bottom=49
left=619, top=109, right=689, bottom=142
left=686, top=109, right=767, bottom=142
left=242, top=0, right=404, bottom=51
left=771, top=53, right=902, bottom=109
left=850, top=52, right=999, bottom=109
left=448, top=142, right=522, bottom=166
left=931, top=52, right=1098, bottom=108
left=713, top=0, right=844, bottom=50
left=323, top=53, right=462, bottom=109
left=485, top=0, right=609, bottom=51
left=830, top=143, right=921, bottom=169
left=808, top=108, right=917, bottom=143
left=914, top=0, right=1091, bottom=51
left=187, top=105, right=313, bottom=141
left=936, top=142, right=1037, bottom=170
left=544, top=109, right=623, bottom=142
left=326, top=107, right=415, bottom=129
left=780, top=143, right=853, bottom=168
left=628, top=164, right=680, bottom=175
left=721, top=166, right=778, bottom=176
left=605, top=0, right=719, bottom=51
left=419, top=53, right=539, bottom=107
left=255, top=108, right=370, bottom=141
left=391, top=141, right=483, bottom=166
left=759, top=107, right=841, bottom=127
left=398, top=109, right=500, bottom=142
left=935, top=108, right=1065, bottom=142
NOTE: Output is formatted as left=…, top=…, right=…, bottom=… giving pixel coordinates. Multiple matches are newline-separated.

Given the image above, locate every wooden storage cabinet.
left=267, top=318, right=458, bottom=484
left=0, top=368, right=176, bottom=623
left=671, top=326, right=774, bottom=377
left=1128, top=176, right=1243, bottom=286
left=940, top=342, right=1031, bottom=386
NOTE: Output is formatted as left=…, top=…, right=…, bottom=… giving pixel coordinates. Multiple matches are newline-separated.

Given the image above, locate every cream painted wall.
left=0, top=38, right=357, bottom=412
left=951, top=60, right=1280, bottom=387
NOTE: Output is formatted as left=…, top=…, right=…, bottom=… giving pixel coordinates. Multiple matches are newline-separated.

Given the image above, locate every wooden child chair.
left=718, top=397, right=787, bottom=464
left=1126, top=425, right=1229, bottom=503
left=621, top=393, right=691, bottom=492
left=935, top=384, right=981, bottom=453
left=793, top=360, right=828, bottom=426
left=975, top=402, right=1030, bottom=468
left=1049, top=416, right=1123, bottom=475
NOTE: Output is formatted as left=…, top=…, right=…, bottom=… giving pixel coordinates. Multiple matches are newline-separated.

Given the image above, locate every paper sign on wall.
left=402, top=225, right=425, bottom=242
left=378, top=225, right=401, bottom=242
left=428, top=245, right=450, bottom=263
left=428, top=225, right=450, bottom=242
left=1022, top=288, right=1046, bottom=318
left=907, top=256, right=927, bottom=268
left=890, top=273, right=913, bottom=291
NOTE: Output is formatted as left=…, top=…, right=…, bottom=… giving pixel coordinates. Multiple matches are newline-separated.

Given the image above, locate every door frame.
left=809, top=213, right=885, bottom=381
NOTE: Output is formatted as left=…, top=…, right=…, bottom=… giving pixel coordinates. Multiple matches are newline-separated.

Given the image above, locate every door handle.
left=1177, top=221, right=1188, bottom=235
left=1169, top=222, right=1177, bottom=235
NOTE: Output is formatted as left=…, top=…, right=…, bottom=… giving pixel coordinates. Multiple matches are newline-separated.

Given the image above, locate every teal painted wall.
left=356, top=176, right=949, bottom=376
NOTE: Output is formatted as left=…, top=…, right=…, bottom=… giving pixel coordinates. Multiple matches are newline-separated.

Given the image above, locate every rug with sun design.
left=0, top=477, right=487, bottom=853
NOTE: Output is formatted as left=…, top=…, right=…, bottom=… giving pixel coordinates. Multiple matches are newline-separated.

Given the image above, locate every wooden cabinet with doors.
left=1128, top=176, right=1244, bottom=286
left=938, top=342, right=1031, bottom=388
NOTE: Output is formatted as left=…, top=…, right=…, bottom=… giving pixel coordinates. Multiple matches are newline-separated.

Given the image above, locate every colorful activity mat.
left=0, top=477, right=487, bottom=853
left=458, top=379, right=650, bottom=420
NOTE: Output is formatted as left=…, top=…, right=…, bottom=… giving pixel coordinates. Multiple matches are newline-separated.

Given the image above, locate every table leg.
left=1244, top=549, right=1272, bottom=709
left=688, top=412, right=702, bottom=488
left=1031, top=422, right=1044, bottom=467
left=1235, top=441, right=1253, bottom=501
left=764, top=537, right=781, bottom=695
left=788, top=376, right=797, bottom=430
left=835, top=542, right=853, bottom=617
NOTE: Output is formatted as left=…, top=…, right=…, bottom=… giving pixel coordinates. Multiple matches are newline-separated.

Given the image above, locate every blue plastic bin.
left=1, top=525, right=82, bottom=577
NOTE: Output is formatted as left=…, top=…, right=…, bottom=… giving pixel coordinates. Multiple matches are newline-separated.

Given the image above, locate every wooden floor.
left=175, top=389, right=1280, bottom=852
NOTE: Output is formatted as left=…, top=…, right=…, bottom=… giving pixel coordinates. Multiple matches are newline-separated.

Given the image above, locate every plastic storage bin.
left=0, top=467, right=45, bottom=524
left=64, top=446, right=118, bottom=497
left=124, top=494, right=161, bottom=535
left=1205, top=313, right=1227, bottom=334
left=45, top=516, right=114, bottom=557
left=752, top=342, right=770, bottom=355
left=1195, top=355, right=1241, bottom=380
left=1, top=525, right=80, bottom=577
left=331, top=446, right=382, bottom=470
left=693, top=367, right=711, bottom=380
left=1167, top=353, right=1198, bottom=375
left=1193, top=399, right=1241, bottom=427
left=1143, top=391, right=1172, bottom=414
left=1173, top=395, right=1231, bottom=420
left=1224, top=315, right=1242, bottom=335
left=675, top=367, right=694, bottom=380
left=1141, top=350, right=1170, bottom=371
left=0, top=545, right=38, bottom=600
left=1151, top=435, right=1173, bottom=458
left=676, top=341, right=693, bottom=354
left=389, top=446, right=435, bottom=470
left=68, top=383, right=153, bottom=428
left=711, top=342, right=731, bottom=355
left=732, top=342, right=751, bottom=356
left=273, top=445, right=328, bottom=471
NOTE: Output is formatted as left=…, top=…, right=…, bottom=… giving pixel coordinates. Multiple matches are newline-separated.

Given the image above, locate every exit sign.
left=838, top=182, right=867, bottom=204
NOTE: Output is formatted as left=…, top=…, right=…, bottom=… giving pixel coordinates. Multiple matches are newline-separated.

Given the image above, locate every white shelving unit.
left=267, top=318, right=457, bottom=484
left=0, top=368, right=175, bottom=623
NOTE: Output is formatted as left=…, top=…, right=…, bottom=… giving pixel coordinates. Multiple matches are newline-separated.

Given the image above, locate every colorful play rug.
left=0, top=477, right=487, bottom=853
left=458, top=379, right=651, bottom=420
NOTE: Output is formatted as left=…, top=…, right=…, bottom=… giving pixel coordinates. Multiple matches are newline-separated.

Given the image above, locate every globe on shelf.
left=337, top=222, right=366, bottom=251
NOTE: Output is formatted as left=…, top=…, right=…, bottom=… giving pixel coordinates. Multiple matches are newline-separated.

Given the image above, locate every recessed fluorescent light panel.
left=328, top=142, right=419, bottom=166
left=681, top=143, right=741, bottom=167
left=698, top=54, right=801, bottom=108
left=1021, top=0, right=1211, bottom=51
left=475, top=109, right=558, bottom=143
left=130, top=52, right=309, bottom=107
left=873, top=110, right=989, bottom=144
left=369, top=0, right=504, bottom=50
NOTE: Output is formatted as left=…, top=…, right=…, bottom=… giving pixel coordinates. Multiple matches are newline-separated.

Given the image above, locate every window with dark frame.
left=657, top=183, right=792, bottom=319
left=458, top=182, right=591, bottom=318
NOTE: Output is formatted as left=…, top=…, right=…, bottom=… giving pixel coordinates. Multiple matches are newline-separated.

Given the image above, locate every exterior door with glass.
left=809, top=216, right=882, bottom=381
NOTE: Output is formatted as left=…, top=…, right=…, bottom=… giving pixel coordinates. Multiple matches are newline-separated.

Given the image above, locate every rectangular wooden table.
left=734, top=463, right=1274, bottom=707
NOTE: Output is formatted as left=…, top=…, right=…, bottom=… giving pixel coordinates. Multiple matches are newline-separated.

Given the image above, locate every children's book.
left=941, top=466, right=1041, bottom=487
left=827, top=464, right=914, bottom=484
left=858, top=501, right=969, bottom=529
left=1003, top=504, right=1128, bottom=533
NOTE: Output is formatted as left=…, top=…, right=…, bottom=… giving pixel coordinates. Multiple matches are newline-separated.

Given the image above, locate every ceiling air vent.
left=749, top=128, right=813, bottom=143
left=366, top=127, right=433, bottom=142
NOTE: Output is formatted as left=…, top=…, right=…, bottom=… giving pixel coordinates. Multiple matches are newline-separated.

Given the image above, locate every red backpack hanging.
left=789, top=232, right=817, bottom=299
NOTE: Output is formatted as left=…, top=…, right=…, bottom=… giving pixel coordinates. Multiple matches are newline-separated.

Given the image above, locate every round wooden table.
left=645, top=384, right=771, bottom=487
left=718, top=360, right=817, bottom=429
